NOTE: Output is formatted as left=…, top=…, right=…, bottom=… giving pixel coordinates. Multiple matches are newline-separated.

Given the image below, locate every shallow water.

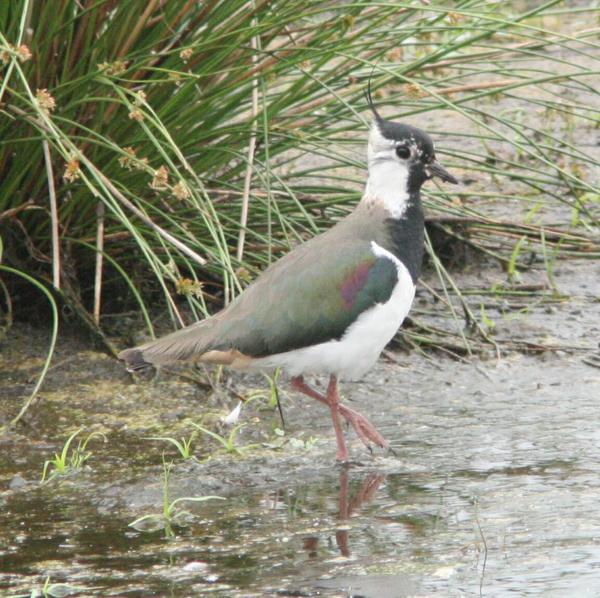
left=2, top=348, right=600, bottom=597
left=2, top=259, right=599, bottom=597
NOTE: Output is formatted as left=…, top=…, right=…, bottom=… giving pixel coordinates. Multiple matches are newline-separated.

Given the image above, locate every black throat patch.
left=384, top=192, right=425, bottom=283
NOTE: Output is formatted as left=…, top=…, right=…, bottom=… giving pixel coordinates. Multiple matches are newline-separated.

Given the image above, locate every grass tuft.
left=129, top=457, right=224, bottom=537
left=0, top=0, right=597, bottom=377
left=41, top=428, right=106, bottom=483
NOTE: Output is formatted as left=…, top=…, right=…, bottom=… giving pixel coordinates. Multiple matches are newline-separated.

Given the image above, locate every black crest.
left=365, top=78, right=435, bottom=162
left=365, top=75, right=384, bottom=124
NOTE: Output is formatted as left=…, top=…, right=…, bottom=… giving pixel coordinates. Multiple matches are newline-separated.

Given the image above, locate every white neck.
left=362, top=159, right=410, bottom=219
left=361, top=122, right=411, bottom=219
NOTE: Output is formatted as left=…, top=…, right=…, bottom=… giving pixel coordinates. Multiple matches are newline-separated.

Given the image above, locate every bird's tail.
left=118, top=318, right=217, bottom=372
left=118, top=346, right=152, bottom=372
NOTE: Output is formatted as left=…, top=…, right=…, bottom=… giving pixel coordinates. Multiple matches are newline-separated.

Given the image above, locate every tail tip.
left=118, top=348, right=153, bottom=373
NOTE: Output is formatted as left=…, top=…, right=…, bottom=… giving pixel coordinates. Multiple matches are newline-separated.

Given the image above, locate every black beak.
left=426, top=160, right=458, bottom=184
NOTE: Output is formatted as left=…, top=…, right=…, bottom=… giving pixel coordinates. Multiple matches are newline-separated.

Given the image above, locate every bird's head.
left=366, top=89, right=458, bottom=195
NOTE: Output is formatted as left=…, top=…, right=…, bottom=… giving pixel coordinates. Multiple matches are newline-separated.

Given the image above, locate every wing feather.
left=119, top=208, right=403, bottom=368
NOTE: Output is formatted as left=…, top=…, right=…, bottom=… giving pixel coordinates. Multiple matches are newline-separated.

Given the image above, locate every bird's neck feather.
left=362, top=160, right=411, bottom=219
left=357, top=159, right=425, bottom=283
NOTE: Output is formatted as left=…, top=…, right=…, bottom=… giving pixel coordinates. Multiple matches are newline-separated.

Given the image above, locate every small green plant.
left=263, top=369, right=282, bottom=411
left=243, top=369, right=282, bottom=411
left=41, top=429, right=106, bottom=483
left=243, top=369, right=286, bottom=427
left=263, top=427, right=318, bottom=451
left=523, top=202, right=543, bottom=225
left=571, top=193, right=600, bottom=228
left=7, top=575, right=98, bottom=598
left=507, top=236, right=527, bottom=284
left=191, top=421, right=259, bottom=456
left=288, top=436, right=317, bottom=450
left=540, top=229, right=562, bottom=295
left=479, top=304, right=496, bottom=332
left=129, top=458, right=224, bottom=537
left=148, top=432, right=197, bottom=461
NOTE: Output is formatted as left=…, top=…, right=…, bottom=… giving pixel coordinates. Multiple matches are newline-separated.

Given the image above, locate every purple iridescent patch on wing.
left=339, top=260, right=374, bottom=310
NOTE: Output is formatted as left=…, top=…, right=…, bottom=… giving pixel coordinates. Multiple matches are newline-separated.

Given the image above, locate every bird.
left=119, top=91, right=458, bottom=462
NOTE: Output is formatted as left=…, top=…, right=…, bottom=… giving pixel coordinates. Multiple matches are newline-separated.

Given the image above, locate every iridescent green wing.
left=211, top=238, right=398, bottom=357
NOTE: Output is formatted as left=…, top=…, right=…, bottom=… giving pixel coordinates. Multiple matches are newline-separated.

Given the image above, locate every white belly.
left=250, top=242, right=415, bottom=381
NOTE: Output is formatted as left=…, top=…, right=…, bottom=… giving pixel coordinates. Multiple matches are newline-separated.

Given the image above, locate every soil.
left=1, top=255, right=599, bottom=596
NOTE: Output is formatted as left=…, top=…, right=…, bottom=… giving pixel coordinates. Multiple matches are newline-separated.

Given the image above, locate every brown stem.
left=0, top=199, right=37, bottom=221
left=437, top=79, right=520, bottom=95
left=42, top=140, right=60, bottom=290
left=236, top=19, right=260, bottom=263
left=93, top=202, right=105, bottom=325
left=117, top=0, right=160, bottom=59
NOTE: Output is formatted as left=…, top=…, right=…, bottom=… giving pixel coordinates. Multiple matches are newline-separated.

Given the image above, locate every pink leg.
left=290, top=375, right=329, bottom=403
left=325, top=375, right=349, bottom=462
left=290, top=375, right=389, bottom=457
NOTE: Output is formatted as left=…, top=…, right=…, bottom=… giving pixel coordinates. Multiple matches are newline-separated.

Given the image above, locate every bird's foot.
left=335, top=444, right=350, bottom=463
left=338, top=404, right=389, bottom=451
left=290, top=375, right=389, bottom=460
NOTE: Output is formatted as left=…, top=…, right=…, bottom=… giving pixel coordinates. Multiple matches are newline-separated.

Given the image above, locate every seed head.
left=36, top=88, right=56, bottom=114
left=98, top=60, right=128, bottom=76
left=447, top=12, right=462, bottom=24
left=404, top=82, right=425, bottom=99
left=128, top=109, right=144, bottom=122
left=236, top=267, right=252, bottom=283
left=134, top=89, right=147, bottom=105
left=175, top=277, right=203, bottom=298
left=179, top=47, right=193, bottom=62
left=151, top=165, right=169, bottom=190
left=63, top=156, right=81, bottom=182
left=1, top=43, right=32, bottom=64
left=172, top=181, right=190, bottom=201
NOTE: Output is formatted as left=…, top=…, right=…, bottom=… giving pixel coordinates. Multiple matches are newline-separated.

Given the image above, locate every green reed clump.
left=0, top=1, right=597, bottom=405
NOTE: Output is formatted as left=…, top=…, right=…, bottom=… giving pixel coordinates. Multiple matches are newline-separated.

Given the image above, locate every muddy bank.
left=1, top=351, right=599, bottom=596
left=1, top=256, right=599, bottom=596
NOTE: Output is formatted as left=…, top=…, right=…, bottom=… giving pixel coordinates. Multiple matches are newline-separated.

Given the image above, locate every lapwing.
left=119, top=93, right=458, bottom=462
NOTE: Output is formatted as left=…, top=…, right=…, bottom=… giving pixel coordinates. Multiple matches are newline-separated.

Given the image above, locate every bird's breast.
left=247, top=241, right=415, bottom=380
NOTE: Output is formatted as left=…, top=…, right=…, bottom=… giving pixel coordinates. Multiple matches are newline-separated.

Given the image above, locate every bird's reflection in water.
left=303, top=469, right=385, bottom=558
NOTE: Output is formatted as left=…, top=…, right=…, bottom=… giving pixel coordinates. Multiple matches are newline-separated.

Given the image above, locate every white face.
left=365, top=123, right=412, bottom=218
left=367, top=122, right=425, bottom=168
left=366, top=119, right=457, bottom=197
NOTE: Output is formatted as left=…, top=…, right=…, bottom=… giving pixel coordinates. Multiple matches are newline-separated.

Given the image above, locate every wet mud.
left=1, top=257, right=599, bottom=596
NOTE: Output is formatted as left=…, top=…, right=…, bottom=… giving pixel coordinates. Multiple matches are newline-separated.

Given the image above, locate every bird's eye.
left=395, top=145, right=410, bottom=160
